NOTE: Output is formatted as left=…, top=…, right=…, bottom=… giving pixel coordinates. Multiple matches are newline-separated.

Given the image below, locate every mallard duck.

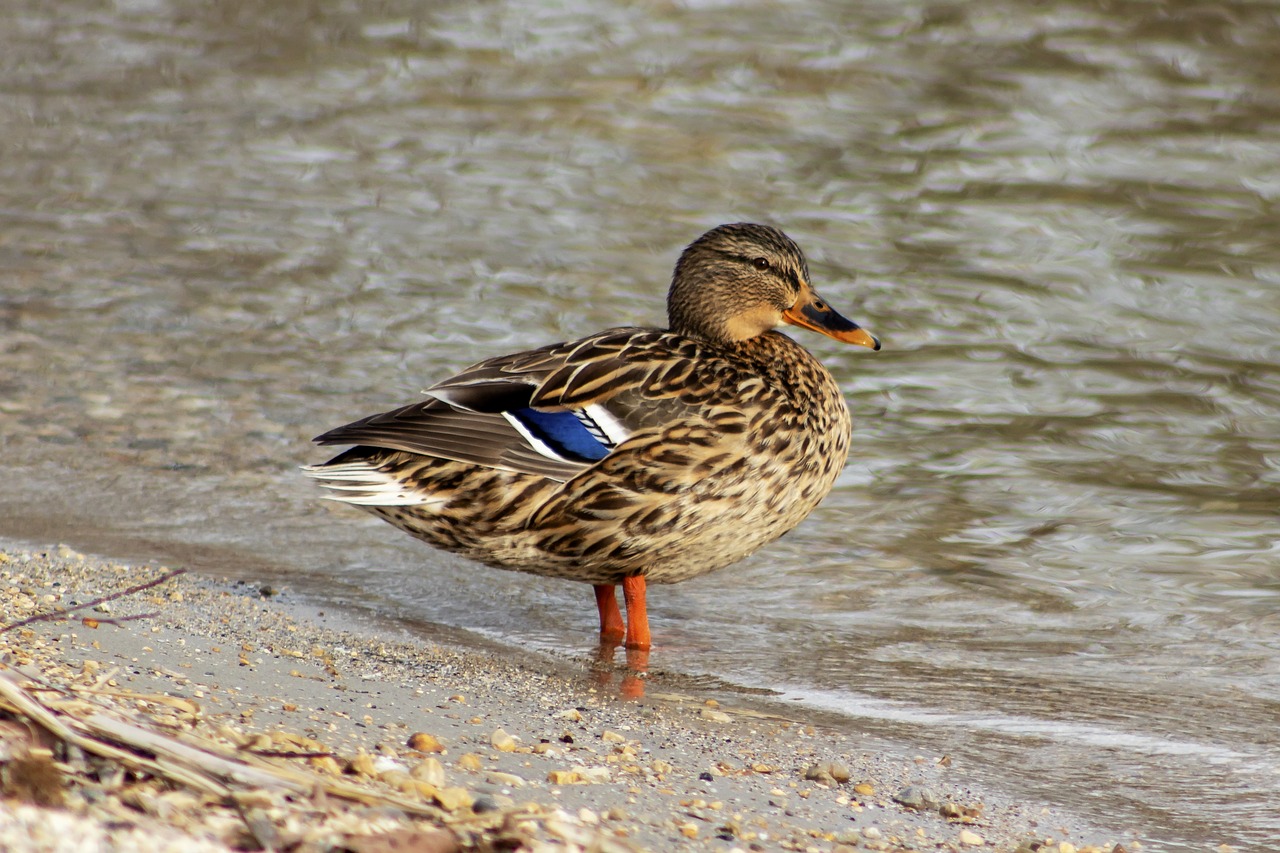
left=305, top=223, right=879, bottom=650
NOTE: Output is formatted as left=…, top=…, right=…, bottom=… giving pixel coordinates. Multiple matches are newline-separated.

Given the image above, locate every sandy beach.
left=0, top=542, right=1139, bottom=852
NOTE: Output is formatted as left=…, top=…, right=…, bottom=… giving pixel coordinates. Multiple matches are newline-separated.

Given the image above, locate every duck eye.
left=751, top=257, right=770, bottom=271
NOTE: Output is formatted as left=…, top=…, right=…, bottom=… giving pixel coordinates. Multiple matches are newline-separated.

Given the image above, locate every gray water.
left=3, top=0, right=1279, bottom=848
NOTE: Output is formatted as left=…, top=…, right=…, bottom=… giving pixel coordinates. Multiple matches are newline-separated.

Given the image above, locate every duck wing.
left=312, top=328, right=708, bottom=483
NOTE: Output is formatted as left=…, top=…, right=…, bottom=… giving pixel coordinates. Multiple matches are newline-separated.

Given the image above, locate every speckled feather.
left=305, top=224, right=873, bottom=587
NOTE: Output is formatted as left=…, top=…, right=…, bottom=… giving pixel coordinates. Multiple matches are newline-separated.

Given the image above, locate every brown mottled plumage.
left=305, top=224, right=880, bottom=650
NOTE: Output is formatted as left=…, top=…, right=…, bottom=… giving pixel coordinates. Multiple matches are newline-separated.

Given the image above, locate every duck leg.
left=622, top=575, right=651, bottom=650
left=594, top=584, right=625, bottom=643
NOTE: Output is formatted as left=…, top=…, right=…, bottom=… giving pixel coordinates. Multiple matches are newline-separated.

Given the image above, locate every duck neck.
left=724, top=331, right=831, bottom=391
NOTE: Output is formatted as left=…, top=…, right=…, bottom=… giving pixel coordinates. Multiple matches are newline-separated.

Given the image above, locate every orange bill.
left=782, top=289, right=881, bottom=350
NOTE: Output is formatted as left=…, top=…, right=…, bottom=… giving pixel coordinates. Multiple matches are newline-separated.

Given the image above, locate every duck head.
left=667, top=223, right=880, bottom=351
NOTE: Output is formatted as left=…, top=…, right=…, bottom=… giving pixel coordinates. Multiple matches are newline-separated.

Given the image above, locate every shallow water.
left=3, top=0, right=1279, bottom=848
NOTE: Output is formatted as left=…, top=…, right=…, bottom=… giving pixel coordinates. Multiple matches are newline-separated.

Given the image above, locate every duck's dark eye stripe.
left=724, top=252, right=771, bottom=270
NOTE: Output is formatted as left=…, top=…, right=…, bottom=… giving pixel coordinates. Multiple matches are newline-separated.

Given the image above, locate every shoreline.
left=0, top=543, right=1137, bottom=852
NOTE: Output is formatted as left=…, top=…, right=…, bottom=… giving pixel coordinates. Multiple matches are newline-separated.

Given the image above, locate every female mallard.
left=306, top=223, right=879, bottom=650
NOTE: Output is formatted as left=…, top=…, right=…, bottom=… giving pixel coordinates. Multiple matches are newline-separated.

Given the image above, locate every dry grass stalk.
left=0, top=666, right=471, bottom=826
left=0, top=568, right=185, bottom=634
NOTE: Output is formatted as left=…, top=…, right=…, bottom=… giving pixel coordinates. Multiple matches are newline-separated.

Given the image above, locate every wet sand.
left=0, top=542, right=1138, bottom=852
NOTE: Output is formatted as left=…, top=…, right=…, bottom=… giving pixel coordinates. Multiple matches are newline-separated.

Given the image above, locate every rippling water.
left=4, top=0, right=1279, bottom=848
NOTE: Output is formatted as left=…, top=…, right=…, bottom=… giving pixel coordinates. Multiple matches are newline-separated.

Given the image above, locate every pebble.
left=456, top=753, right=484, bottom=771
left=802, top=761, right=852, bottom=785
left=308, top=755, right=342, bottom=775
left=349, top=751, right=376, bottom=777
left=601, top=730, right=626, bottom=743
left=893, top=785, right=939, bottom=811
left=547, top=770, right=581, bottom=785
left=700, top=708, right=731, bottom=723
left=491, top=728, right=517, bottom=752
left=853, top=782, right=875, bottom=796
left=433, top=786, right=474, bottom=812
left=411, top=758, right=445, bottom=787
left=579, top=766, right=611, bottom=783
left=407, top=732, right=445, bottom=753
left=960, top=828, right=985, bottom=846
left=486, top=771, right=526, bottom=788
left=376, top=768, right=411, bottom=787
left=940, top=802, right=971, bottom=819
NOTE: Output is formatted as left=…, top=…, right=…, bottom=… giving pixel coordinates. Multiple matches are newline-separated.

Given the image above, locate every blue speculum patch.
left=513, top=408, right=611, bottom=462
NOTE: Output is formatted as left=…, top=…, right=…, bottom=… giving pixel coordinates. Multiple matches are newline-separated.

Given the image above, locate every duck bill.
left=783, top=292, right=881, bottom=350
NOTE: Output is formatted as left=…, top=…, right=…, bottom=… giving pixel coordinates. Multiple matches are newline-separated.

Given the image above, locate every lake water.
left=3, top=0, right=1279, bottom=849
